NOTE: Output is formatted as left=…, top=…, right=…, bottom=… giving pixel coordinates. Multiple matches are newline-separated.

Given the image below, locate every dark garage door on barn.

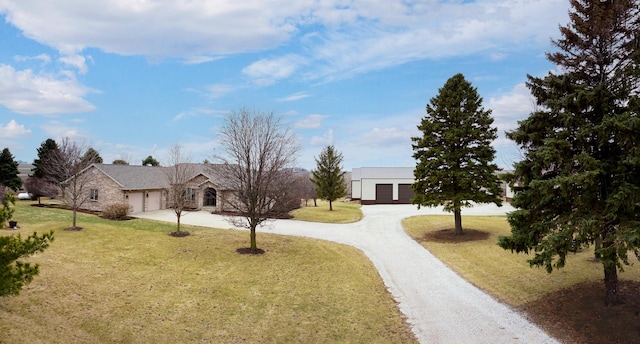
left=398, top=184, right=414, bottom=204
left=375, top=184, right=393, bottom=204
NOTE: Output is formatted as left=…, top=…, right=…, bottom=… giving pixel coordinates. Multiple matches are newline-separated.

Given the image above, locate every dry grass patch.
left=291, top=199, right=362, bottom=224
left=402, top=215, right=640, bottom=306
left=0, top=201, right=415, bottom=343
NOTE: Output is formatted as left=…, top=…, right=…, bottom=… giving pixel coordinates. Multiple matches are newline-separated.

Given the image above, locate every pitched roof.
left=93, top=164, right=170, bottom=190
left=92, top=163, right=236, bottom=191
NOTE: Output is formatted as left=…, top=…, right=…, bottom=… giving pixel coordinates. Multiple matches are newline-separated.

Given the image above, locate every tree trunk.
left=250, top=227, right=257, bottom=252
left=72, top=208, right=77, bottom=230
left=454, top=209, right=463, bottom=235
left=177, top=215, right=181, bottom=232
left=329, top=200, right=333, bottom=211
left=313, top=198, right=317, bottom=207
left=604, top=262, right=620, bottom=306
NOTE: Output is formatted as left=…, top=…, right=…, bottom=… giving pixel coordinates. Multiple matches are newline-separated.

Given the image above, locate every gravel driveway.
left=133, top=204, right=558, bottom=343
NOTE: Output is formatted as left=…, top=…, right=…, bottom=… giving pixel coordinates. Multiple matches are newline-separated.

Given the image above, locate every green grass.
left=291, top=199, right=362, bottom=223
left=403, top=215, right=640, bottom=306
left=0, top=200, right=415, bottom=343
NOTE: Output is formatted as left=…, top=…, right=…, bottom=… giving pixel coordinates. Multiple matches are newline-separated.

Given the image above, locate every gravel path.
left=133, top=204, right=558, bottom=343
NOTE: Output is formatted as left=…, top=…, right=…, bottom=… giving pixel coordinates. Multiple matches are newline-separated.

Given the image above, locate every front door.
left=204, top=188, right=217, bottom=207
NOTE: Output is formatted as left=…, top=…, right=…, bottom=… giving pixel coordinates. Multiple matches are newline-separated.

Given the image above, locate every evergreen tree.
left=310, top=145, right=347, bottom=211
left=142, top=155, right=160, bottom=166
left=498, top=0, right=640, bottom=306
left=0, top=148, right=22, bottom=191
left=112, top=159, right=129, bottom=165
left=411, top=73, right=502, bottom=235
left=0, top=229, right=54, bottom=297
left=32, top=139, right=58, bottom=179
left=82, top=147, right=103, bottom=164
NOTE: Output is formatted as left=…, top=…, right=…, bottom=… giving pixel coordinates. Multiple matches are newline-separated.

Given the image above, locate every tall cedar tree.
left=31, top=139, right=58, bottom=179
left=498, top=0, right=640, bottom=306
left=217, top=109, right=299, bottom=253
left=311, top=145, right=347, bottom=211
left=411, top=73, right=502, bottom=235
left=0, top=148, right=21, bottom=191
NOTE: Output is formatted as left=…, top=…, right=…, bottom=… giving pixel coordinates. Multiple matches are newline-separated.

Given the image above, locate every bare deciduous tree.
left=164, top=143, right=196, bottom=236
left=24, top=176, right=58, bottom=205
left=217, top=109, right=299, bottom=253
left=44, top=138, right=99, bottom=230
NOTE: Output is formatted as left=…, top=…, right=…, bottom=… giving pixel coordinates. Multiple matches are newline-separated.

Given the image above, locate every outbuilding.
left=351, top=167, right=415, bottom=205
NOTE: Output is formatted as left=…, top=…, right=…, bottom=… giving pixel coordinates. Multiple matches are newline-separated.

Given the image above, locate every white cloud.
left=488, top=82, right=535, bottom=134
left=310, top=129, right=334, bottom=146
left=277, top=91, right=311, bottom=102
left=242, top=55, right=306, bottom=85
left=0, top=119, right=32, bottom=139
left=182, top=55, right=224, bottom=65
left=40, top=120, right=86, bottom=140
left=359, top=127, right=413, bottom=147
left=0, top=0, right=309, bottom=56
left=206, top=84, right=236, bottom=99
left=0, top=64, right=96, bottom=115
left=14, top=54, right=51, bottom=65
left=0, top=0, right=569, bottom=82
left=295, top=114, right=327, bottom=128
left=59, top=54, right=92, bottom=74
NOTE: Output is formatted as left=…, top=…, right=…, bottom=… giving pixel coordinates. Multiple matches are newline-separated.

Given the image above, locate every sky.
left=0, top=0, right=570, bottom=171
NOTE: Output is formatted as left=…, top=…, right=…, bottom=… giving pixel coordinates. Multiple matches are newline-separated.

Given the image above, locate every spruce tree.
left=82, top=147, right=103, bottom=164
left=498, top=0, right=640, bottom=306
left=0, top=148, right=22, bottom=191
left=32, top=139, right=58, bottom=179
left=311, top=145, right=347, bottom=211
left=411, top=73, right=502, bottom=235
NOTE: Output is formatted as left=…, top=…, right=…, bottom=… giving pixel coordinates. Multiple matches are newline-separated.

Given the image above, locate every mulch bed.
left=420, top=228, right=490, bottom=243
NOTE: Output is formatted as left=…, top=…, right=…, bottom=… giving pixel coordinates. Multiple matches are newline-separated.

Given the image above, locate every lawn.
left=0, top=201, right=415, bottom=343
left=290, top=199, right=362, bottom=224
left=403, top=215, right=640, bottom=343
left=403, top=215, right=640, bottom=305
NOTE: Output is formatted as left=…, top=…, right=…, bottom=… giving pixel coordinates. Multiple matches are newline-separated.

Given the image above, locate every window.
left=184, top=188, right=196, bottom=202
left=90, top=189, right=99, bottom=201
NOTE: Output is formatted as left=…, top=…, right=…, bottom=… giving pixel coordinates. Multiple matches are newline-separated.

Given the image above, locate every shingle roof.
left=92, top=163, right=236, bottom=191
left=93, top=164, right=170, bottom=190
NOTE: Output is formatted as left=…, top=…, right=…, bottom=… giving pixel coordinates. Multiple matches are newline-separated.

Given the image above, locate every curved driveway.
left=133, top=204, right=557, bottom=343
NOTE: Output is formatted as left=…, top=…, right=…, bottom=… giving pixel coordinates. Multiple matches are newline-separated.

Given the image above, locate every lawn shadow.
left=421, top=228, right=490, bottom=243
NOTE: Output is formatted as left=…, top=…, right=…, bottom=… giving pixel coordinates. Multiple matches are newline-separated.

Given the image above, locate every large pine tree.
left=412, top=73, right=502, bottom=235
left=0, top=148, right=22, bottom=191
left=311, top=145, right=347, bottom=211
left=32, top=139, right=58, bottom=179
left=498, top=0, right=640, bottom=306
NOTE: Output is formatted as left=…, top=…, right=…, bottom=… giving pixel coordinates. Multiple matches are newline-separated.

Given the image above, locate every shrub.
left=102, top=203, right=131, bottom=220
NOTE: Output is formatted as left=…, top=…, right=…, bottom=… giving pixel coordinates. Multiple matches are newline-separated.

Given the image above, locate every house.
left=351, top=167, right=515, bottom=204
left=66, top=163, right=236, bottom=214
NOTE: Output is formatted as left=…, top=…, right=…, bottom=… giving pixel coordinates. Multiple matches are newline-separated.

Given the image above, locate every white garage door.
left=128, top=192, right=144, bottom=213
left=147, top=191, right=162, bottom=211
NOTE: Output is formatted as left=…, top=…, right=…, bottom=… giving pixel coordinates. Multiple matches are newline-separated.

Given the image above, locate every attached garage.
left=146, top=191, right=162, bottom=211
left=127, top=192, right=144, bottom=213
left=375, top=184, right=393, bottom=204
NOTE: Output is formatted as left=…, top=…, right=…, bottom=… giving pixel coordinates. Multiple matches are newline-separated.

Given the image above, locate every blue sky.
left=0, top=0, right=569, bottom=171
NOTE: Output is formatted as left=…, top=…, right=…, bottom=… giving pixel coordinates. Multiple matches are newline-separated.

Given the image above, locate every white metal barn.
left=350, top=167, right=415, bottom=204
left=351, top=167, right=515, bottom=205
